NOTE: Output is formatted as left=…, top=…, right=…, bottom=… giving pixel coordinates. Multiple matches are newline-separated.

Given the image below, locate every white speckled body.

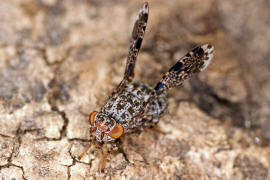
left=101, top=82, right=168, bottom=133
left=87, top=3, right=214, bottom=144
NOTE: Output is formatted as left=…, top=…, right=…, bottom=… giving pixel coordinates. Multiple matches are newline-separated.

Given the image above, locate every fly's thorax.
left=102, top=82, right=153, bottom=123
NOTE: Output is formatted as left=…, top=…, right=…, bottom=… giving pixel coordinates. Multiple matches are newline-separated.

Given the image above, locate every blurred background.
left=0, top=0, right=270, bottom=179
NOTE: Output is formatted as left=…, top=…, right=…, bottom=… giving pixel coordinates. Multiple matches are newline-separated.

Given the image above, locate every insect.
left=78, top=2, right=214, bottom=171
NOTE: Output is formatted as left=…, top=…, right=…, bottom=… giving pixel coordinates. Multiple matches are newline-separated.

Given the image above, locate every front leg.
left=114, top=2, right=149, bottom=94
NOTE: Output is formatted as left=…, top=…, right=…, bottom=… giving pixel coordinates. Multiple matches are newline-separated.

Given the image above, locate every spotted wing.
left=115, top=2, right=149, bottom=93
left=154, top=44, right=214, bottom=95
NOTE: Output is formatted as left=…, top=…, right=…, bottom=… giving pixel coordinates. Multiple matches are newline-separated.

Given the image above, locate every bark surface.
left=0, top=0, right=270, bottom=179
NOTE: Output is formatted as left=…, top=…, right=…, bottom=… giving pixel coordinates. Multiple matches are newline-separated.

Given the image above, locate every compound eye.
left=89, top=111, right=98, bottom=126
left=108, top=123, right=124, bottom=139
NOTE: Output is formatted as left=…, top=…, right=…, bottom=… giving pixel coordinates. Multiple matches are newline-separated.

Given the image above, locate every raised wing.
left=115, top=2, right=149, bottom=93
left=154, top=44, right=214, bottom=94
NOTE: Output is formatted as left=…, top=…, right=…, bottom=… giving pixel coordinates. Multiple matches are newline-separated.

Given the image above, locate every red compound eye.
left=89, top=111, right=98, bottom=126
left=108, top=124, right=124, bottom=139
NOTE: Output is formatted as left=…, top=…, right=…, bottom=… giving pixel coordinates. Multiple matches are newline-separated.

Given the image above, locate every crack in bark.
left=65, top=144, right=93, bottom=180
left=68, top=138, right=91, bottom=142
left=34, top=137, right=63, bottom=141
left=0, top=163, right=27, bottom=180
left=0, top=133, right=13, bottom=139
left=1, top=126, right=27, bottom=179
left=13, top=124, right=23, bottom=161
left=39, top=46, right=75, bottom=67
left=40, top=46, right=96, bottom=179
left=66, top=148, right=76, bottom=180
left=45, top=47, right=74, bottom=140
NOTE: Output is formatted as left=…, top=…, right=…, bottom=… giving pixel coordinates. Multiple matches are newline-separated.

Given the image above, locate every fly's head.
left=89, top=111, right=124, bottom=143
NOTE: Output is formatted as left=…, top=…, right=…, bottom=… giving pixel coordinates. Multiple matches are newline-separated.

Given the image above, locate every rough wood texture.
left=0, top=0, right=270, bottom=179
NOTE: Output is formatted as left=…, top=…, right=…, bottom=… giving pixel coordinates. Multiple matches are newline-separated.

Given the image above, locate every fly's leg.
left=99, top=143, right=108, bottom=173
left=78, top=141, right=94, bottom=160
left=78, top=142, right=109, bottom=172
left=114, top=2, right=149, bottom=94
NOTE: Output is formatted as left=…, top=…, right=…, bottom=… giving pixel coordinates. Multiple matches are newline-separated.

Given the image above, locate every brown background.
left=0, top=0, right=270, bottom=179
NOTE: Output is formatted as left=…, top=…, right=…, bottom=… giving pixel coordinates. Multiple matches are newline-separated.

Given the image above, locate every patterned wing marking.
left=154, top=44, right=214, bottom=94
